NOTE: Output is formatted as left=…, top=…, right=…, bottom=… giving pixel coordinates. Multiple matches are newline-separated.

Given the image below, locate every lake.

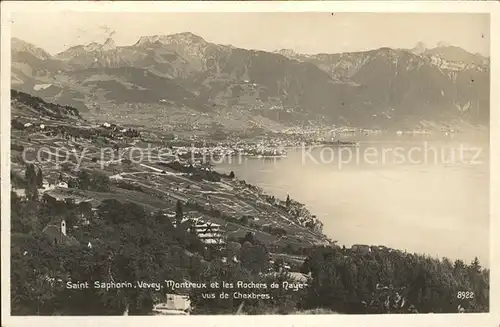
left=216, top=131, right=490, bottom=267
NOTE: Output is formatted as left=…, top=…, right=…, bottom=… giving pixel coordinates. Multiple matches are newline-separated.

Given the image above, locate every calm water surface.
left=216, top=132, right=490, bottom=267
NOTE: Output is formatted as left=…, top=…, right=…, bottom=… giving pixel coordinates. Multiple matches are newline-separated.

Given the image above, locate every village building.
left=288, top=272, right=311, bottom=283
left=189, top=219, right=226, bottom=248
left=56, top=181, right=69, bottom=188
left=153, top=294, right=191, bottom=315
left=41, top=181, right=56, bottom=192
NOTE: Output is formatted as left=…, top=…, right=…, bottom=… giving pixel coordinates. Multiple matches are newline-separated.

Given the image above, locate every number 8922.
left=457, top=291, right=474, bottom=299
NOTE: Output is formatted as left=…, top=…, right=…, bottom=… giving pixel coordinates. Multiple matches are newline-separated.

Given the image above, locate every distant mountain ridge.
left=11, top=35, right=490, bottom=130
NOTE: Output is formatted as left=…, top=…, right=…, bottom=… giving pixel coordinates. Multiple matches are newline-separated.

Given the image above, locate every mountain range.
left=11, top=33, right=490, bottom=130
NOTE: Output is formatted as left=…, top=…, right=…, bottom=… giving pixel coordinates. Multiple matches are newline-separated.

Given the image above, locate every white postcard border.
left=1, top=1, right=499, bottom=327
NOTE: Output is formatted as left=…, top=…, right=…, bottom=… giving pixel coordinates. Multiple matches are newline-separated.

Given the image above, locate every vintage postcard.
left=1, top=1, right=499, bottom=327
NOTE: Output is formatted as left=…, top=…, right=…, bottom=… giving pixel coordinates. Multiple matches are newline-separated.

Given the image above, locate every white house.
left=57, top=181, right=68, bottom=188
left=153, top=294, right=191, bottom=315
left=41, top=182, right=55, bottom=192
left=188, top=219, right=225, bottom=247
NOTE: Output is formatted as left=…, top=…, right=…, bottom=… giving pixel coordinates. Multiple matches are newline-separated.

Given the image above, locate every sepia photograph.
left=1, top=1, right=497, bottom=323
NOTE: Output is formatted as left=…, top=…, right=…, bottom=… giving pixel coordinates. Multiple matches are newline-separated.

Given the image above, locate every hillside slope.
left=9, top=91, right=490, bottom=316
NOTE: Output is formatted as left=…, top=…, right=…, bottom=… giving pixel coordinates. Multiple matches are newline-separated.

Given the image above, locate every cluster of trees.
left=11, top=187, right=490, bottom=315
left=299, top=246, right=489, bottom=313
left=11, top=118, right=26, bottom=131
left=67, top=170, right=110, bottom=192
left=188, top=230, right=306, bottom=315
left=10, top=168, right=490, bottom=315
left=189, top=261, right=305, bottom=315
left=123, top=128, right=140, bottom=138
left=11, top=192, right=302, bottom=315
left=11, top=196, right=203, bottom=315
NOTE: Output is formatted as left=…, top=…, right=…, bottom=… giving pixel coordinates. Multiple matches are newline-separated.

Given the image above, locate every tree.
left=78, top=201, right=93, bottom=218
left=274, top=257, right=285, bottom=272
left=223, top=241, right=242, bottom=259
left=241, top=232, right=255, bottom=245
left=25, top=164, right=35, bottom=184
left=229, top=171, right=235, bottom=179
left=11, top=191, right=26, bottom=233
left=175, top=200, right=183, bottom=228
left=187, top=222, right=205, bottom=256
left=25, top=164, right=38, bottom=201
left=77, top=171, right=91, bottom=190
left=36, top=167, right=43, bottom=188
left=470, top=257, right=481, bottom=273
left=91, top=172, right=110, bottom=192
left=286, top=194, right=291, bottom=207
left=239, top=216, right=250, bottom=226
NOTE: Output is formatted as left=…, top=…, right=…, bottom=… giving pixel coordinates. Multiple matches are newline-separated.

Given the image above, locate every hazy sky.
left=10, top=12, right=490, bottom=56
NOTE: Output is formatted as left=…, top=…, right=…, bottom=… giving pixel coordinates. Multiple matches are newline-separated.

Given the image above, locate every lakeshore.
left=216, top=132, right=490, bottom=267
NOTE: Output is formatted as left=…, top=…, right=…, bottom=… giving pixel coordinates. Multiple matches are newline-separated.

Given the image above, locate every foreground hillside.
left=11, top=34, right=489, bottom=130
left=10, top=92, right=489, bottom=315
left=11, top=90, right=327, bottom=248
